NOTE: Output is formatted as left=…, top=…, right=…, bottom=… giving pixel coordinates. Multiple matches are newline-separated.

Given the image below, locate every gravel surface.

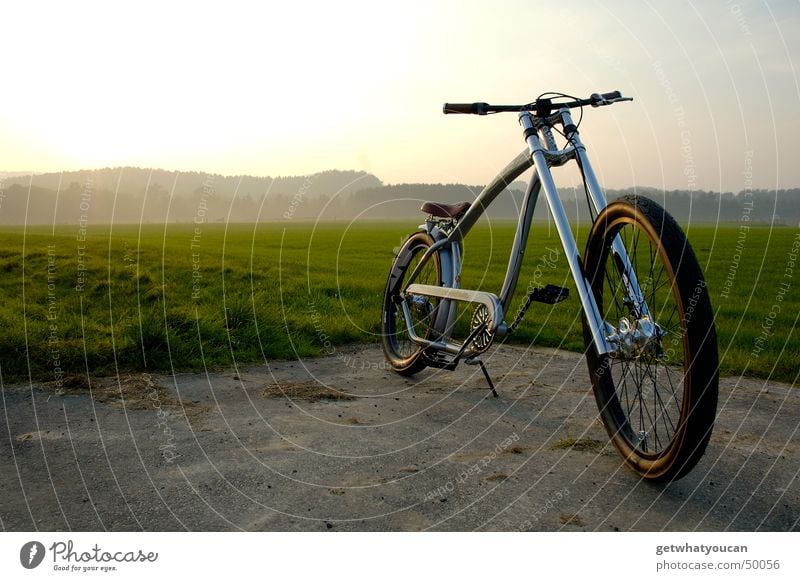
left=2, top=345, right=798, bottom=531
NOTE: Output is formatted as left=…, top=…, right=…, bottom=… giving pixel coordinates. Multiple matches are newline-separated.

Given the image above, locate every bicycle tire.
left=381, top=231, right=442, bottom=375
left=582, top=195, right=718, bottom=481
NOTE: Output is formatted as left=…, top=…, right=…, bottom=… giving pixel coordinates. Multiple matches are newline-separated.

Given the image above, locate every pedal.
left=508, top=284, right=570, bottom=334
left=530, top=284, right=569, bottom=305
left=422, top=349, right=458, bottom=371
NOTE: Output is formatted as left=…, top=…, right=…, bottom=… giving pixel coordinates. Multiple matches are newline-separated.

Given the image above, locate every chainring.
left=470, top=304, right=494, bottom=354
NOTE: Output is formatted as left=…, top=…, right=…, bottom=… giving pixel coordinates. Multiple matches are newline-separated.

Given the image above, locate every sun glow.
left=1, top=1, right=797, bottom=191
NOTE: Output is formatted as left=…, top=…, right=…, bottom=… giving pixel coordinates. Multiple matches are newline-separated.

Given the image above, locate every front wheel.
left=583, top=195, right=718, bottom=481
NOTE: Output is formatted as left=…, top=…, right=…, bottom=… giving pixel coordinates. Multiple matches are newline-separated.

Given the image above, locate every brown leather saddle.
left=420, top=201, right=471, bottom=220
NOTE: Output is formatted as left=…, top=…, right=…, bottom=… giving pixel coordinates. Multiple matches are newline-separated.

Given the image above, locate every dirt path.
left=1, top=345, right=798, bottom=531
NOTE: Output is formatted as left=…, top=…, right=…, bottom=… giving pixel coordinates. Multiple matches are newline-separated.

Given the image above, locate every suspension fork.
left=560, top=109, right=651, bottom=320
left=519, top=111, right=649, bottom=355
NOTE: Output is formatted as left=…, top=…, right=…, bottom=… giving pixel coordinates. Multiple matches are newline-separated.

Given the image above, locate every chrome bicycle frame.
left=401, top=107, right=649, bottom=358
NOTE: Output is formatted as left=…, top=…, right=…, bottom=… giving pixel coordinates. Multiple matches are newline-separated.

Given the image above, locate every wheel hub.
left=408, top=294, right=432, bottom=316
left=606, top=316, right=664, bottom=358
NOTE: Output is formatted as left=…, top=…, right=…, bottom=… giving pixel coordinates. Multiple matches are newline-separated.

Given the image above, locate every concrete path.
left=2, top=345, right=798, bottom=531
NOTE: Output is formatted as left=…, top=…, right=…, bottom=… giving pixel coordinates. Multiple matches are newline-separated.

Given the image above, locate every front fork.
left=519, top=110, right=652, bottom=356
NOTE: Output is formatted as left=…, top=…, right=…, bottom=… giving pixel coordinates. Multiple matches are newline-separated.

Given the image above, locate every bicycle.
left=380, top=91, right=719, bottom=481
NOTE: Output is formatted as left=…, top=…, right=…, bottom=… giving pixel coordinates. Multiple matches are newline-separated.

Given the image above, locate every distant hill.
left=0, top=167, right=383, bottom=224
left=0, top=166, right=797, bottom=225
left=0, top=167, right=382, bottom=201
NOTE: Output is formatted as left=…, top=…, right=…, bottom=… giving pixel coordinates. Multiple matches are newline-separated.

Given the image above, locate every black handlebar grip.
left=589, top=91, right=623, bottom=107
left=443, top=102, right=489, bottom=115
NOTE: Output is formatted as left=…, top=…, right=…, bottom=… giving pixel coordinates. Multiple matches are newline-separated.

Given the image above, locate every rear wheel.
left=381, top=232, right=442, bottom=375
left=583, top=195, right=718, bottom=481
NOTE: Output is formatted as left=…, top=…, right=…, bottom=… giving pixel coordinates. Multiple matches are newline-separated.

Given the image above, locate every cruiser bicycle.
left=380, top=91, right=718, bottom=481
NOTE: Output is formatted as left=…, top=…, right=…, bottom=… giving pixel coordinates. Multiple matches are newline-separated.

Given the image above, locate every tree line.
left=0, top=167, right=796, bottom=225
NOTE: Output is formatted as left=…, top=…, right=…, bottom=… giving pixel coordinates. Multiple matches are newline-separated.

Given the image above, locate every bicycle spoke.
left=599, top=218, right=693, bottom=458
left=644, top=359, right=677, bottom=441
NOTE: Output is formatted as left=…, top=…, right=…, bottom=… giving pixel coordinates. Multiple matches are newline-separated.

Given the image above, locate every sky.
left=1, top=0, right=798, bottom=193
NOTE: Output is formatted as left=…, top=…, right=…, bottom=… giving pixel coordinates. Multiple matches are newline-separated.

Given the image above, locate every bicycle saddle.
left=420, top=201, right=471, bottom=220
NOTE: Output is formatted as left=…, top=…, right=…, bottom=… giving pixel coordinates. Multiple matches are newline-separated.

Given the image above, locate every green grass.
left=0, top=221, right=797, bottom=385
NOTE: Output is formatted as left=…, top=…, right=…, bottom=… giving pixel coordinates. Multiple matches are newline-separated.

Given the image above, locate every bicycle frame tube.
left=402, top=108, right=646, bottom=356
left=401, top=150, right=533, bottom=339
left=497, top=169, right=541, bottom=312
left=518, top=111, right=612, bottom=354
left=447, top=151, right=537, bottom=312
left=449, top=150, right=533, bottom=242
left=405, top=149, right=532, bottom=291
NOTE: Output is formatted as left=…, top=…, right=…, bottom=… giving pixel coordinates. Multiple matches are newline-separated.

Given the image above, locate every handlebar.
left=443, top=91, right=632, bottom=115
left=442, top=102, right=491, bottom=115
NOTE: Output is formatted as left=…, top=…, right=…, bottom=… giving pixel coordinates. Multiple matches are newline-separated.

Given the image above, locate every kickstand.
left=466, top=357, right=498, bottom=397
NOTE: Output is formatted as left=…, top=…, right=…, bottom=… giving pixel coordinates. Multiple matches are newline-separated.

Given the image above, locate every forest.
left=1, top=167, right=796, bottom=225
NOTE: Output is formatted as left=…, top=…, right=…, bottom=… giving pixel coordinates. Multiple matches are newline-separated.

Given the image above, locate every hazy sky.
left=1, top=0, right=798, bottom=192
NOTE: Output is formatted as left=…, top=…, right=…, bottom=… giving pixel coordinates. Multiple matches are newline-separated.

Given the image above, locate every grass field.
left=0, top=220, right=797, bottom=385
